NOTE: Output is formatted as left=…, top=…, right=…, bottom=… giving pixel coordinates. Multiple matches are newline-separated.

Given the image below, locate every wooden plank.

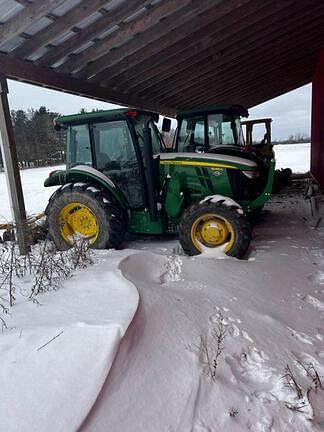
left=13, top=0, right=110, bottom=58
left=0, top=76, right=30, bottom=254
left=0, top=0, right=66, bottom=45
left=60, top=0, right=193, bottom=74
left=0, top=53, right=173, bottom=116
left=72, top=0, right=219, bottom=80
left=37, top=0, right=150, bottom=67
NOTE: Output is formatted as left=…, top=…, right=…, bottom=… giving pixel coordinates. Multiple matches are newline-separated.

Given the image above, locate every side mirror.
left=162, top=117, right=171, bottom=132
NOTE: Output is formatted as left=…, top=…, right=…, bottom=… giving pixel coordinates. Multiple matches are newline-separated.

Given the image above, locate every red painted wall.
left=311, top=49, right=324, bottom=187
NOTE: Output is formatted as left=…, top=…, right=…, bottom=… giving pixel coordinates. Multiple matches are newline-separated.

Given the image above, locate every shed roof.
left=0, top=0, right=323, bottom=116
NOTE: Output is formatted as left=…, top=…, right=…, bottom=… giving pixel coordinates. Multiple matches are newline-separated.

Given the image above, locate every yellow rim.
left=190, top=213, right=235, bottom=253
left=59, top=202, right=99, bottom=245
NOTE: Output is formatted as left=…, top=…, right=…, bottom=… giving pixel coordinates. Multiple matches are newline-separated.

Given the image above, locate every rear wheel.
left=46, top=183, right=126, bottom=250
left=179, top=200, right=251, bottom=258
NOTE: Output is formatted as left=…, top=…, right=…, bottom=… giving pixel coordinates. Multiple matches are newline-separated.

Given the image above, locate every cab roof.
left=56, top=108, right=158, bottom=125
left=176, top=105, right=249, bottom=119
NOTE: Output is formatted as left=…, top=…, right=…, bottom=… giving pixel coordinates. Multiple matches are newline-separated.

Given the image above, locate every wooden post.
left=0, top=76, right=30, bottom=254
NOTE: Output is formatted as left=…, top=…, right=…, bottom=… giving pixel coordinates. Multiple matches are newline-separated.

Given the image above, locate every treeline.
left=0, top=106, right=65, bottom=169
left=272, top=133, right=310, bottom=145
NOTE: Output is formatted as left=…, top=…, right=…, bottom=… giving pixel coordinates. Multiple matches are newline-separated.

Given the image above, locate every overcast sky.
left=7, top=79, right=311, bottom=141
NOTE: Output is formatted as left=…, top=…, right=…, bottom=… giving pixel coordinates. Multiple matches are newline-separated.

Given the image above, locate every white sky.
left=7, top=80, right=311, bottom=141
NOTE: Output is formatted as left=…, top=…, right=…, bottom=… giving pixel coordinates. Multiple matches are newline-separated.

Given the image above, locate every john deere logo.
left=211, top=168, right=223, bottom=176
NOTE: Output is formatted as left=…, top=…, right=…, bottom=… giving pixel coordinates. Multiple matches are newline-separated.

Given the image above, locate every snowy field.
left=274, top=143, right=310, bottom=173
left=1, top=143, right=324, bottom=432
left=0, top=165, right=64, bottom=223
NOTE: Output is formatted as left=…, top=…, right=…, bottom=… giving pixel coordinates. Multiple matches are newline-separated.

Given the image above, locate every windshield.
left=177, top=113, right=243, bottom=152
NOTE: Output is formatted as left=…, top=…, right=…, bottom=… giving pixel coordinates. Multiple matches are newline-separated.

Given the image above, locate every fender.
left=44, top=165, right=128, bottom=209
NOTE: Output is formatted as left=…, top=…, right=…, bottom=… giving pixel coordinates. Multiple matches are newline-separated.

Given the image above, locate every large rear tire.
left=179, top=200, right=251, bottom=258
left=46, top=183, right=126, bottom=250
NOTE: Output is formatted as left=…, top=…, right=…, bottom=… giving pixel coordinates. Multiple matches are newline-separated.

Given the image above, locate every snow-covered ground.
left=1, top=144, right=324, bottom=431
left=0, top=165, right=63, bottom=223
left=274, top=143, right=310, bottom=173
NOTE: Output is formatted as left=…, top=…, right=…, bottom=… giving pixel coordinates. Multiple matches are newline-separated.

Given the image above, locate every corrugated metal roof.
left=23, top=17, right=53, bottom=37
left=0, top=35, right=24, bottom=52
left=0, top=0, right=323, bottom=115
left=0, top=0, right=23, bottom=24
left=51, top=0, right=82, bottom=17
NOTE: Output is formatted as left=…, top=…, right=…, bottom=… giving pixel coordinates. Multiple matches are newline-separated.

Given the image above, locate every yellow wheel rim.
left=59, top=202, right=99, bottom=245
left=190, top=213, right=235, bottom=253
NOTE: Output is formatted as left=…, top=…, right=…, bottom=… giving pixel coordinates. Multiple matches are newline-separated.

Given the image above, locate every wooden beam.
left=0, top=53, right=173, bottom=116
left=73, top=0, right=219, bottom=80
left=37, top=0, right=150, bottom=67
left=0, top=0, right=66, bottom=45
left=139, top=1, right=322, bottom=99
left=59, top=0, right=193, bottom=74
left=0, top=76, right=30, bottom=254
left=13, top=0, right=110, bottom=59
left=154, top=12, right=324, bottom=104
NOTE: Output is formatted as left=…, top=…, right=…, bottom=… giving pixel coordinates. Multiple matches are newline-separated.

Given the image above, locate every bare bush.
left=192, top=312, right=228, bottom=382
left=0, top=239, right=93, bottom=325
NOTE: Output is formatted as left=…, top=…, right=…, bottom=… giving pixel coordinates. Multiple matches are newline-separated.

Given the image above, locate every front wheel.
left=179, top=200, right=251, bottom=258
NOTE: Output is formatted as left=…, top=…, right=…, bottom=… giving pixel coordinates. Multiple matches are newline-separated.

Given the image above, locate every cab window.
left=67, top=124, right=92, bottom=167
left=208, top=114, right=236, bottom=147
left=93, top=120, right=144, bottom=208
left=178, top=116, right=205, bottom=152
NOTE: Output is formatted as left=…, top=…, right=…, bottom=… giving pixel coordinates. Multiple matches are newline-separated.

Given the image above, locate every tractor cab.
left=53, top=108, right=164, bottom=210
left=171, top=105, right=247, bottom=154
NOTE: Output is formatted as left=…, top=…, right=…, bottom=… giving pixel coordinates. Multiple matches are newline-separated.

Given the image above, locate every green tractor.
left=45, top=108, right=275, bottom=258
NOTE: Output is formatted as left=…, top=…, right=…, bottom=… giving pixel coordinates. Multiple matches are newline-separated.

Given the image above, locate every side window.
left=208, top=114, right=222, bottom=148
left=93, top=120, right=144, bottom=208
left=178, top=116, right=205, bottom=152
left=208, top=114, right=236, bottom=146
left=67, top=124, right=92, bottom=167
left=93, top=121, right=135, bottom=170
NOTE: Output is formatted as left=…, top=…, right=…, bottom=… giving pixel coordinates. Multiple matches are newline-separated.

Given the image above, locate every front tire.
left=179, top=200, right=251, bottom=258
left=46, top=183, right=126, bottom=250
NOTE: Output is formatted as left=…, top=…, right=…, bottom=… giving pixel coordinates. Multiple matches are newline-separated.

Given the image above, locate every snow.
left=1, top=143, right=324, bottom=431
left=274, top=143, right=310, bottom=173
left=0, top=165, right=64, bottom=223
left=0, top=250, right=139, bottom=432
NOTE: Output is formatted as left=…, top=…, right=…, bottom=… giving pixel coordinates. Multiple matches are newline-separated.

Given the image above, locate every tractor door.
left=92, top=120, right=145, bottom=208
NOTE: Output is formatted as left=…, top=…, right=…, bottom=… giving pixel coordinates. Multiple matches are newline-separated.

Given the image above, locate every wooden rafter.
left=72, top=0, right=219, bottom=80
left=100, top=0, right=259, bottom=90
left=173, top=53, right=318, bottom=108
left=102, top=0, right=263, bottom=90
left=0, top=0, right=66, bottom=45
left=59, top=0, right=193, bottom=75
left=147, top=7, right=324, bottom=103
left=13, top=0, right=110, bottom=58
left=36, top=0, right=151, bottom=67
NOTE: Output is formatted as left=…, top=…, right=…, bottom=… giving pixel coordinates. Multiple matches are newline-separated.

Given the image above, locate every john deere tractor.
left=45, top=108, right=275, bottom=258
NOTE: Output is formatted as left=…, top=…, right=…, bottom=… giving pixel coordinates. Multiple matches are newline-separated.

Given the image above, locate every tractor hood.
left=158, top=152, right=257, bottom=171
